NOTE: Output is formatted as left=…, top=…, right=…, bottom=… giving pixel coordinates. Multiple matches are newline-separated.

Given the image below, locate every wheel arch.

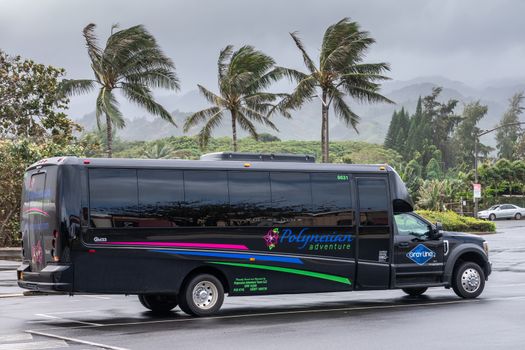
left=444, top=245, right=489, bottom=285
left=180, top=265, right=230, bottom=294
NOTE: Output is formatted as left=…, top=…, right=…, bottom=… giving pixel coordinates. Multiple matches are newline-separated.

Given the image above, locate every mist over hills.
left=74, top=76, right=525, bottom=145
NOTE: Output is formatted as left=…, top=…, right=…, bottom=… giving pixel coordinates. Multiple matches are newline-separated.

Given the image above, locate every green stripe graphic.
left=210, top=261, right=351, bottom=285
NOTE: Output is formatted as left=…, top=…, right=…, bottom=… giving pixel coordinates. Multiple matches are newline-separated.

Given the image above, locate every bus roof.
left=27, top=156, right=394, bottom=173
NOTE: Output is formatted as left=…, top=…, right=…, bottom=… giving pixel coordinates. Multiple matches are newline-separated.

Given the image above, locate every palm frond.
left=289, top=31, right=318, bottom=74
left=121, top=83, right=175, bottom=125
left=100, top=88, right=125, bottom=128
left=183, top=107, right=223, bottom=132
left=218, top=45, right=234, bottom=81
left=197, top=109, right=224, bottom=149
left=330, top=88, right=360, bottom=131
left=239, top=106, right=278, bottom=131
left=198, top=85, right=227, bottom=107
left=124, top=67, right=179, bottom=90
left=83, top=23, right=102, bottom=66
left=59, top=79, right=96, bottom=97
left=236, top=111, right=260, bottom=139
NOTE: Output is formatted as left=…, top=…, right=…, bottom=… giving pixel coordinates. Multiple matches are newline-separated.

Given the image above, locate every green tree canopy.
left=184, top=45, right=290, bottom=151
left=0, top=51, right=79, bottom=143
left=496, top=92, right=524, bottom=160
left=287, top=17, right=392, bottom=162
left=62, top=24, right=179, bottom=157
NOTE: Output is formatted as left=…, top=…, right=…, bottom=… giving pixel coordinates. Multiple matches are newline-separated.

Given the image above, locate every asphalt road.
left=1, top=220, right=524, bottom=350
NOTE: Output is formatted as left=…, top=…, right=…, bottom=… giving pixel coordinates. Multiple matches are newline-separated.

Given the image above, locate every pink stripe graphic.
left=102, top=241, right=249, bottom=250
left=23, top=208, right=50, bottom=216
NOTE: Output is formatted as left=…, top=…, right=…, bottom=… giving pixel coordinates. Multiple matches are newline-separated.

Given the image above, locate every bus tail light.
left=51, top=230, right=60, bottom=262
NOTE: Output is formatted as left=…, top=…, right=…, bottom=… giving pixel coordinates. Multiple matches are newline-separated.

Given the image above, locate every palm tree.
left=287, top=18, right=393, bottom=162
left=142, top=140, right=175, bottom=159
left=61, top=24, right=179, bottom=157
left=184, top=45, right=290, bottom=151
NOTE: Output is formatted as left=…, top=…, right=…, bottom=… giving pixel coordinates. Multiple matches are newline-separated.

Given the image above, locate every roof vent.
left=200, top=152, right=315, bottom=163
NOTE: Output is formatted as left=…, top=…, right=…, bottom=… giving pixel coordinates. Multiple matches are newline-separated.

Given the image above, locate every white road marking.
left=26, top=330, right=128, bottom=350
left=82, top=295, right=111, bottom=300
left=0, top=333, right=33, bottom=342
left=35, top=314, right=102, bottom=327
left=0, top=340, right=68, bottom=350
left=0, top=293, right=24, bottom=298
left=42, top=310, right=95, bottom=316
left=29, top=299, right=480, bottom=332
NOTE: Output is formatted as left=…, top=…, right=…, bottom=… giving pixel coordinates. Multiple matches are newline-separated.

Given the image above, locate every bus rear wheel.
left=138, top=294, right=178, bottom=314
left=402, top=287, right=428, bottom=296
left=179, top=274, right=224, bottom=317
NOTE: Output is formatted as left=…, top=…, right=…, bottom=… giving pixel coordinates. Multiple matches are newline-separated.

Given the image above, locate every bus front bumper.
left=17, top=262, right=73, bottom=293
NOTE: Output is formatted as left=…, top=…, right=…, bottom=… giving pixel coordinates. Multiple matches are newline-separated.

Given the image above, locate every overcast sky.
left=1, top=0, right=524, bottom=117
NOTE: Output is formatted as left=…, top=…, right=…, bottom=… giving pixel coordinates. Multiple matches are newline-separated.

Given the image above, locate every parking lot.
left=1, top=220, right=524, bottom=350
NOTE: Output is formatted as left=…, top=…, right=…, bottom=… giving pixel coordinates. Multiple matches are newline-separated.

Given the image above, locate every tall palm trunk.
left=106, top=114, right=113, bottom=158
left=231, top=110, right=238, bottom=152
left=321, top=89, right=329, bottom=163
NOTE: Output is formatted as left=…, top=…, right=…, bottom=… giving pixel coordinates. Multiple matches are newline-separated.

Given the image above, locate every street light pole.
left=473, top=121, right=525, bottom=218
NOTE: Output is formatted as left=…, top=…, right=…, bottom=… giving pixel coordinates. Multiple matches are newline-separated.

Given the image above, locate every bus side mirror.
left=431, top=222, right=443, bottom=239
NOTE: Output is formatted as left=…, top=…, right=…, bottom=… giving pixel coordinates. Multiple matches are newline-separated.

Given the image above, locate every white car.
left=478, top=204, right=525, bottom=220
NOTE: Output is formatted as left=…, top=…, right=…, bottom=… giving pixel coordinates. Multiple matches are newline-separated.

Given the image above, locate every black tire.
left=179, top=274, right=224, bottom=317
left=452, top=262, right=485, bottom=299
left=138, top=294, right=178, bottom=314
left=489, top=214, right=496, bottom=221
left=402, top=287, right=428, bottom=296
left=515, top=213, right=522, bottom=220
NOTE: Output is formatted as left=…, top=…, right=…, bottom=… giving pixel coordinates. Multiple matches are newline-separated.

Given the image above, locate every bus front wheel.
left=179, top=274, right=224, bottom=316
left=452, top=262, right=485, bottom=299
left=138, top=294, right=178, bottom=314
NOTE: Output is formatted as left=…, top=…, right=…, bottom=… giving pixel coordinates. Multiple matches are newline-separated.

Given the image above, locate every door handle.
left=398, top=242, right=409, bottom=248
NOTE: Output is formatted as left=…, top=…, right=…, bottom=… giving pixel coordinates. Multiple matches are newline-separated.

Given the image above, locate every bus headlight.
left=483, top=241, right=489, bottom=257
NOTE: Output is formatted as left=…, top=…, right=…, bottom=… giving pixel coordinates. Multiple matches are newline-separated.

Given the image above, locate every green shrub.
left=416, top=210, right=495, bottom=233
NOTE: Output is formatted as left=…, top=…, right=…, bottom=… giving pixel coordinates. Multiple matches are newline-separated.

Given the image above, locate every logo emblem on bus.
left=406, top=244, right=436, bottom=265
left=31, top=240, right=44, bottom=266
left=264, top=228, right=280, bottom=250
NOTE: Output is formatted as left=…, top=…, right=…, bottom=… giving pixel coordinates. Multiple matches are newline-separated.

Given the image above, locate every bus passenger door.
left=355, top=177, right=392, bottom=290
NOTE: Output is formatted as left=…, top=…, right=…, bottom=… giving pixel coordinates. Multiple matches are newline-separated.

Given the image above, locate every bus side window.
left=270, top=172, right=312, bottom=226
left=358, top=179, right=389, bottom=226
left=228, top=171, right=272, bottom=226
left=310, top=173, right=354, bottom=226
left=89, top=169, right=139, bottom=228
left=137, top=170, right=184, bottom=227
left=183, top=170, right=229, bottom=226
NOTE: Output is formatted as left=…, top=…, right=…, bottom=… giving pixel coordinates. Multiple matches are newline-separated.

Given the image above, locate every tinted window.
left=270, top=172, right=312, bottom=212
left=183, top=170, right=228, bottom=226
left=308, top=173, right=354, bottom=226
left=311, top=173, right=352, bottom=212
left=228, top=171, right=272, bottom=226
left=358, top=178, right=389, bottom=226
left=89, top=169, right=138, bottom=228
left=358, top=179, right=388, bottom=210
left=138, top=170, right=184, bottom=227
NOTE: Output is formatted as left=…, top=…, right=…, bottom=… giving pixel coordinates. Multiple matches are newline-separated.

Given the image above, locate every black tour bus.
left=18, top=153, right=491, bottom=316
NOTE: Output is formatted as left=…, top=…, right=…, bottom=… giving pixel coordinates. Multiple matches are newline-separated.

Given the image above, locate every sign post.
left=473, top=183, right=481, bottom=199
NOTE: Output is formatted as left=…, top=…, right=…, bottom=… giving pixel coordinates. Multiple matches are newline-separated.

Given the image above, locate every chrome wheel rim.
left=461, top=268, right=481, bottom=293
left=192, top=281, right=218, bottom=310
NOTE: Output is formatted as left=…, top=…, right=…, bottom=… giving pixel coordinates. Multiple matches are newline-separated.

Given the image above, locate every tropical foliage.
left=416, top=210, right=495, bottom=233
left=287, top=17, right=392, bottom=162
left=61, top=24, right=179, bottom=157
left=184, top=45, right=290, bottom=151
left=0, top=51, right=80, bottom=142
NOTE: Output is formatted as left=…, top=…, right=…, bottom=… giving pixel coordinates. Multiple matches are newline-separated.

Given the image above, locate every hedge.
left=416, top=210, right=496, bottom=233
